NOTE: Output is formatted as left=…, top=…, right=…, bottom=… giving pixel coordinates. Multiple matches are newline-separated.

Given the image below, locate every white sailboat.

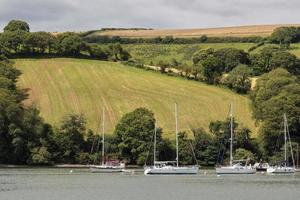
left=215, top=104, right=256, bottom=175
left=90, top=107, right=125, bottom=173
left=267, top=114, right=295, bottom=174
left=144, top=103, right=199, bottom=175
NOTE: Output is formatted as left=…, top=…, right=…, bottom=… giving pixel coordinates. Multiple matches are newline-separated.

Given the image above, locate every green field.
left=15, top=58, right=257, bottom=137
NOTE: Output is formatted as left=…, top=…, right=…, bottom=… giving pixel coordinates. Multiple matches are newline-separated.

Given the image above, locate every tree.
left=177, top=132, right=194, bottom=165
left=0, top=30, right=27, bottom=53
left=4, top=20, right=30, bottom=32
left=214, top=48, right=250, bottom=72
left=269, top=51, right=300, bottom=74
left=115, top=107, right=155, bottom=165
left=270, top=27, right=300, bottom=45
left=58, top=33, right=85, bottom=56
left=88, top=45, right=109, bottom=60
left=54, top=114, right=87, bottom=163
left=24, top=32, right=57, bottom=54
left=108, top=43, right=130, bottom=61
left=249, top=46, right=278, bottom=75
left=192, top=128, right=218, bottom=166
left=201, top=55, right=224, bottom=84
left=250, top=68, right=300, bottom=156
left=223, top=64, right=251, bottom=93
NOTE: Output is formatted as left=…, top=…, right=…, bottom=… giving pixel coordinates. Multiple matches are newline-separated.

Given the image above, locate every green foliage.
left=270, top=27, right=300, bottom=45
left=250, top=46, right=300, bottom=75
left=54, top=114, right=87, bottom=163
left=214, top=48, right=250, bottom=72
left=30, top=146, right=52, bottom=165
left=4, top=20, right=30, bottom=32
left=108, top=43, right=131, bottom=61
left=88, top=45, right=109, bottom=60
left=234, top=148, right=254, bottom=161
left=115, top=107, right=155, bottom=165
left=223, top=64, right=251, bottom=93
left=178, top=132, right=194, bottom=165
left=250, top=68, right=300, bottom=156
left=201, top=55, right=224, bottom=84
left=57, top=34, right=85, bottom=56
left=192, top=128, right=218, bottom=166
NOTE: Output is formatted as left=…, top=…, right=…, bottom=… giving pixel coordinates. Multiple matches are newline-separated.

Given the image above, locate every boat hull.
left=295, top=168, right=300, bottom=172
left=267, top=167, right=295, bottom=174
left=216, top=166, right=256, bottom=174
left=144, top=166, right=198, bottom=175
left=89, top=165, right=125, bottom=173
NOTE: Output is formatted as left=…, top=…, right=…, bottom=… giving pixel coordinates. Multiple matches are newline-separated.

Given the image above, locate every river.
left=1, top=168, right=300, bottom=200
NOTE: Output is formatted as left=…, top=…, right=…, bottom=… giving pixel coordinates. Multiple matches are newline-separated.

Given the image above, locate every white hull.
left=89, top=165, right=125, bottom=173
left=295, top=168, right=300, bottom=172
left=144, top=166, right=198, bottom=175
left=216, top=166, right=256, bottom=174
left=267, top=167, right=295, bottom=174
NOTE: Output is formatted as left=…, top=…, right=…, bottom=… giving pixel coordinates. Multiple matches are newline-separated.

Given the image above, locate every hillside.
left=15, top=58, right=257, bottom=137
left=90, top=24, right=300, bottom=38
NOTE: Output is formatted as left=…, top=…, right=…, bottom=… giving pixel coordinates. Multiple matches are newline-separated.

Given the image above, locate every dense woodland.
left=0, top=20, right=299, bottom=166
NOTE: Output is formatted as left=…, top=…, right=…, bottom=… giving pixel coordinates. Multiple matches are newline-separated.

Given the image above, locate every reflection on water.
left=0, top=168, right=300, bottom=200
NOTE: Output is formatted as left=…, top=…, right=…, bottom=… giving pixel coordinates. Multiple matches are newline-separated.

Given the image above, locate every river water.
left=1, top=168, right=300, bottom=200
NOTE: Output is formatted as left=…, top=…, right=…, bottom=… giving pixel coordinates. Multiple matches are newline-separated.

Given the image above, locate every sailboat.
left=267, top=114, right=295, bottom=174
left=215, top=104, right=256, bottom=175
left=144, top=103, right=199, bottom=175
left=90, top=107, right=125, bottom=173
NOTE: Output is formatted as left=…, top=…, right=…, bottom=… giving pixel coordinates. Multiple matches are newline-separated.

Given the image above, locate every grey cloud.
left=0, top=0, right=299, bottom=31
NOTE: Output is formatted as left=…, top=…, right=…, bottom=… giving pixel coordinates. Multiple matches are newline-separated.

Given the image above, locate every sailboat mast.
left=102, top=106, right=105, bottom=166
left=175, top=103, right=179, bottom=167
left=284, top=114, right=287, bottom=168
left=230, top=103, right=233, bottom=166
left=297, top=143, right=299, bottom=168
left=154, top=121, right=157, bottom=164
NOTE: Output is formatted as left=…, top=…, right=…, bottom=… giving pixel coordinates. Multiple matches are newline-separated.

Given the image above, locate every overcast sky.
left=0, top=0, right=299, bottom=31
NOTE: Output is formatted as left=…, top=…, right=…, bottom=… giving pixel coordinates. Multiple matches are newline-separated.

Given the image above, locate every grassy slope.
left=15, top=58, right=257, bottom=137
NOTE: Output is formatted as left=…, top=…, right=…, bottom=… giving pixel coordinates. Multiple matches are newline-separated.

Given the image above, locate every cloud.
left=0, top=0, right=299, bottom=31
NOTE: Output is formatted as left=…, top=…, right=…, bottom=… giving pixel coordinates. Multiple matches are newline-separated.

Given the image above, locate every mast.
left=175, top=103, right=179, bottom=167
left=153, top=121, right=157, bottom=164
left=230, top=103, right=233, bottom=166
left=284, top=114, right=287, bottom=168
left=102, top=106, right=105, bottom=166
left=297, top=143, right=299, bottom=168
left=285, top=114, right=295, bottom=169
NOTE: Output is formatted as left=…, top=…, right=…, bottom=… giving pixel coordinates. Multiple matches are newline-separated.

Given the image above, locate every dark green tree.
left=115, top=107, right=155, bottom=165
left=223, top=64, right=251, bottom=93
left=4, top=20, right=30, bottom=32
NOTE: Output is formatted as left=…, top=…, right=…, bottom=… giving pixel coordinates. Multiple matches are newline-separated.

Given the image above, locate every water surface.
left=1, top=168, right=299, bottom=200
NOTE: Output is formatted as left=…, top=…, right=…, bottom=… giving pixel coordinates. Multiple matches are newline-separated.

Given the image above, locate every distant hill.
left=15, top=58, right=257, bottom=137
left=89, top=24, right=300, bottom=38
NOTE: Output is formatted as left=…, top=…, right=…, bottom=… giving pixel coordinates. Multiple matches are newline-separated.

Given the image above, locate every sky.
left=0, top=0, right=299, bottom=31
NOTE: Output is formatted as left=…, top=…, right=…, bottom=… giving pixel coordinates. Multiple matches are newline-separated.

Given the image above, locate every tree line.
left=0, top=20, right=130, bottom=61
left=83, top=34, right=265, bottom=45
left=126, top=45, right=300, bottom=95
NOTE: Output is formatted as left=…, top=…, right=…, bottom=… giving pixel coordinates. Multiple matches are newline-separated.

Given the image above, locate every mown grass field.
left=91, top=24, right=300, bottom=38
left=15, top=58, right=257, bottom=137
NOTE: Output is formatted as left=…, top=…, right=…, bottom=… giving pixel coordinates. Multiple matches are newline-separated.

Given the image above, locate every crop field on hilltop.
left=89, top=24, right=300, bottom=38
left=15, top=58, right=257, bottom=137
